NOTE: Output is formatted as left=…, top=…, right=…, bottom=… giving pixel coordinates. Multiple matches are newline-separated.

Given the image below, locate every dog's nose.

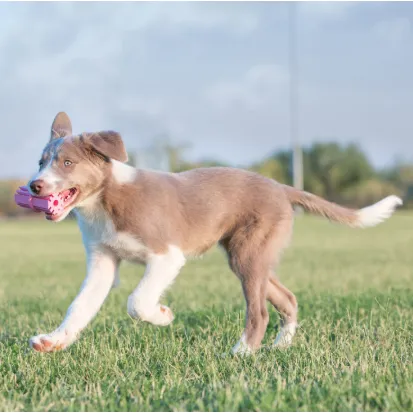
left=29, top=179, right=44, bottom=195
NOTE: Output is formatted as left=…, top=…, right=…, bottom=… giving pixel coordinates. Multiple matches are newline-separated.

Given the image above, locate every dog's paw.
left=127, top=295, right=175, bottom=326
left=29, top=332, right=73, bottom=353
left=231, top=334, right=253, bottom=356
left=140, top=305, right=174, bottom=326
left=152, top=305, right=174, bottom=326
left=273, top=323, right=297, bottom=349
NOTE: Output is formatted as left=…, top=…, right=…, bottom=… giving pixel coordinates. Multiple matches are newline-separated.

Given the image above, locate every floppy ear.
left=85, top=131, right=128, bottom=163
left=50, top=112, right=72, bottom=140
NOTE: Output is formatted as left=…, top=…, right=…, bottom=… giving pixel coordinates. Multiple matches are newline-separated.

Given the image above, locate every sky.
left=0, top=1, right=412, bottom=178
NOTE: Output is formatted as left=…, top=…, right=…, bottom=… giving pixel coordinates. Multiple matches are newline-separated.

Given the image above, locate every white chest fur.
left=75, top=205, right=149, bottom=263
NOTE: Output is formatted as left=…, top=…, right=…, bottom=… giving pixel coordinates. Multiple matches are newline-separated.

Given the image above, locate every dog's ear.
left=84, top=131, right=128, bottom=163
left=50, top=112, right=72, bottom=140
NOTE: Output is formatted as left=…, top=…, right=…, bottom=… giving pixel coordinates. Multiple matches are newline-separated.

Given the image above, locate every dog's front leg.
left=30, top=246, right=118, bottom=352
left=127, top=246, right=186, bottom=326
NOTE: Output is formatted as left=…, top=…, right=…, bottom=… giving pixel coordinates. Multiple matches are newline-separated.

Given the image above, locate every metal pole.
left=289, top=2, right=303, bottom=194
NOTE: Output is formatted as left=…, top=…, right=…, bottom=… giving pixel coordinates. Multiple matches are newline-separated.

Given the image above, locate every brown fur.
left=82, top=131, right=128, bottom=163
left=283, top=185, right=358, bottom=226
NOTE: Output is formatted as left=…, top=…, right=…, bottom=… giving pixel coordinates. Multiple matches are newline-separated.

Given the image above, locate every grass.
left=0, top=214, right=412, bottom=411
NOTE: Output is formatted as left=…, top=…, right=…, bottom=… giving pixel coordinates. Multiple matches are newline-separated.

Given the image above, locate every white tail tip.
left=356, top=195, right=403, bottom=228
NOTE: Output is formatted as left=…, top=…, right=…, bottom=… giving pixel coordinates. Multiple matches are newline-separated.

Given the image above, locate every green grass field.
left=0, top=214, right=412, bottom=411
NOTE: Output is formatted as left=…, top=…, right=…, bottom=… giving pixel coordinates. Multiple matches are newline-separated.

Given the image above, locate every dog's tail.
left=283, top=185, right=403, bottom=228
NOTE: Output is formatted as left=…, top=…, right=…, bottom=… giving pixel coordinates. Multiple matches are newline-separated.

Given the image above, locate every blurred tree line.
left=1, top=141, right=412, bottom=218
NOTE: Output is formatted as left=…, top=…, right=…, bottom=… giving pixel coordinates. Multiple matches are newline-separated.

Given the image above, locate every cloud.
left=204, top=64, right=289, bottom=110
left=299, top=2, right=354, bottom=21
left=134, top=2, right=259, bottom=35
left=372, top=17, right=411, bottom=46
left=175, top=64, right=292, bottom=165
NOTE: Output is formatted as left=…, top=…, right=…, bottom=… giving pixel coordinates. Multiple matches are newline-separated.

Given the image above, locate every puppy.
left=27, top=112, right=402, bottom=354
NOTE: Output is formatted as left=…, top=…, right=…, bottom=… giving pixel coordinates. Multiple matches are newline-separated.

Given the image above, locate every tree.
left=304, top=142, right=374, bottom=201
left=341, top=178, right=402, bottom=208
left=166, top=143, right=192, bottom=172
left=381, top=163, right=413, bottom=190
left=250, top=158, right=286, bottom=182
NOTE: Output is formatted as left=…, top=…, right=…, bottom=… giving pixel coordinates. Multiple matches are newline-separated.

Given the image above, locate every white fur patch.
left=111, top=232, right=149, bottom=262
left=40, top=168, right=62, bottom=187
left=76, top=201, right=149, bottom=262
left=111, top=160, right=137, bottom=184
left=273, top=322, right=297, bottom=348
left=356, top=195, right=403, bottom=228
left=30, top=160, right=62, bottom=194
left=127, top=245, right=186, bottom=325
left=232, top=333, right=253, bottom=356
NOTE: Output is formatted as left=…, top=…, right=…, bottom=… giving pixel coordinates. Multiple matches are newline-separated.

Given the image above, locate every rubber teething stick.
left=14, top=186, right=64, bottom=215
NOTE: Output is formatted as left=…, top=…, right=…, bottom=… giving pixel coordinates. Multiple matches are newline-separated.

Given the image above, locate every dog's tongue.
left=60, top=189, right=72, bottom=200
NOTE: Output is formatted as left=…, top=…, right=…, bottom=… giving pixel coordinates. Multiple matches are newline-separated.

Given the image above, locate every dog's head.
left=28, top=112, right=128, bottom=222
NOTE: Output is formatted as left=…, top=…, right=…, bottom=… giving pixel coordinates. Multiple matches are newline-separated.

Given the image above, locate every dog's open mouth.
left=46, top=187, right=79, bottom=221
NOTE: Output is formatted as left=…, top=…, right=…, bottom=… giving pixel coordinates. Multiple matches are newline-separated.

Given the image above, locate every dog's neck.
left=74, top=189, right=105, bottom=224
left=75, top=160, right=140, bottom=217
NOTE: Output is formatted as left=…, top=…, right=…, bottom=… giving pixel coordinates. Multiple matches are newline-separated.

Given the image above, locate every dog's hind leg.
left=231, top=261, right=270, bottom=356
left=127, top=246, right=186, bottom=326
left=267, top=276, right=298, bottom=348
left=222, top=215, right=294, bottom=355
left=221, top=233, right=273, bottom=355
left=262, top=216, right=297, bottom=348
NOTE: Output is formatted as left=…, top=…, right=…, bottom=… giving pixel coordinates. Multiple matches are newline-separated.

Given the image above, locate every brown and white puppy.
left=27, top=112, right=403, bottom=354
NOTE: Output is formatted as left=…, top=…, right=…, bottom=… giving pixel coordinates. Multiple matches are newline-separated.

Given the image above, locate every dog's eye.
left=64, top=160, right=72, bottom=167
left=38, top=161, right=43, bottom=170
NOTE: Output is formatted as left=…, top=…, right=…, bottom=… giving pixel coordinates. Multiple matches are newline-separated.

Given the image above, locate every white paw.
left=150, top=305, right=174, bottom=326
left=273, top=323, right=297, bottom=348
left=128, top=299, right=174, bottom=326
left=29, top=330, right=75, bottom=353
left=232, top=333, right=253, bottom=356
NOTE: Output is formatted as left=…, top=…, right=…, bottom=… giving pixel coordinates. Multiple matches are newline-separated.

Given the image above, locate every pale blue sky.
left=0, top=2, right=412, bottom=178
